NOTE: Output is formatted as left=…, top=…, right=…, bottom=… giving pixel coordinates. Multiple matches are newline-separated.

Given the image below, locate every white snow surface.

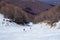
left=0, top=14, right=60, bottom=40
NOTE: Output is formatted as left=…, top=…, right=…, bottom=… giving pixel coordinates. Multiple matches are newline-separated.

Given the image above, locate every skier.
left=23, top=28, right=26, bottom=31
left=30, top=27, right=31, bottom=29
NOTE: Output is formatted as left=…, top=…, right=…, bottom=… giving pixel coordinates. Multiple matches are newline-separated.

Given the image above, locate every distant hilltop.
left=39, top=0, right=60, bottom=5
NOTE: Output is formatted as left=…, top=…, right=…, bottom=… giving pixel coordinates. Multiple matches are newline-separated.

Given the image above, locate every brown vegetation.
left=33, top=4, right=60, bottom=26
left=0, top=0, right=52, bottom=14
left=0, top=1, right=30, bottom=24
left=0, top=0, right=60, bottom=27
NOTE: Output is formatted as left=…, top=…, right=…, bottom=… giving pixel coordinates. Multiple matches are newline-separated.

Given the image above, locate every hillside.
left=0, top=0, right=60, bottom=40
left=0, top=0, right=60, bottom=26
left=0, top=0, right=53, bottom=14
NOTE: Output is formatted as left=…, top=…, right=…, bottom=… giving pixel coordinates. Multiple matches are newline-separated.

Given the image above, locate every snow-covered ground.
left=0, top=14, right=60, bottom=40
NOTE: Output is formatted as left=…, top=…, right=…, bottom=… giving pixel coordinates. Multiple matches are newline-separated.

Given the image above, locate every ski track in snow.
left=0, top=14, right=60, bottom=40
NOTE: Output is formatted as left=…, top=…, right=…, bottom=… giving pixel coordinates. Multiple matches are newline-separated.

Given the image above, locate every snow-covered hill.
left=0, top=13, right=60, bottom=40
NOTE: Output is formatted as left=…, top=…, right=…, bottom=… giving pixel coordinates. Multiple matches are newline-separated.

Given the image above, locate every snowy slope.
left=0, top=14, right=60, bottom=40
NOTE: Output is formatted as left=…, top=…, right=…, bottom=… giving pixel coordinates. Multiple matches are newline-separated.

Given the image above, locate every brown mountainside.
left=0, top=0, right=53, bottom=14
left=0, top=0, right=60, bottom=26
left=33, top=4, right=60, bottom=26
